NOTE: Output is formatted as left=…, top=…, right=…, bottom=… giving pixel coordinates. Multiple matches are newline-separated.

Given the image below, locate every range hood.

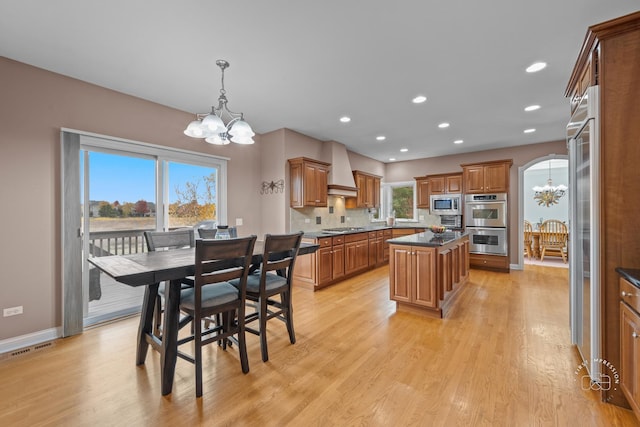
left=323, top=141, right=358, bottom=197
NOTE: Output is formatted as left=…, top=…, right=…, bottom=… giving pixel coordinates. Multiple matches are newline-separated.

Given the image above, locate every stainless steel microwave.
left=430, top=194, right=461, bottom=215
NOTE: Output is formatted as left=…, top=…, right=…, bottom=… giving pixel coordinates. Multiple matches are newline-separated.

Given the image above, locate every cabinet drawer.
left=345, top=232, right=368, bottom=243
left=469, top=253, right=509, bottom=270
left=317, top=237, right=333, bottom=247
left=621, top=277, right=640, bottom=314
left=332, top=236, right=344, bottom=245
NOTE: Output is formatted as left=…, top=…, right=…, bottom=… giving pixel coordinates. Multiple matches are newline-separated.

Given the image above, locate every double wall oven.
left=464, top=193, right=508, bottom=256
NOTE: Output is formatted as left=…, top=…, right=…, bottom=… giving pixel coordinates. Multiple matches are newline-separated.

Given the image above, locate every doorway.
left=518, top=155, right=569, bottom=269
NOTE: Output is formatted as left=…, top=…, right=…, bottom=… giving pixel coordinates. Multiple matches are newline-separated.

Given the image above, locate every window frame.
left=379, top=180, right=418, bottom=222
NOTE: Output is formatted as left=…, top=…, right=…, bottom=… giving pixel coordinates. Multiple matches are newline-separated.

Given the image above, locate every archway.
left=516, top=154, right=569, bottom=269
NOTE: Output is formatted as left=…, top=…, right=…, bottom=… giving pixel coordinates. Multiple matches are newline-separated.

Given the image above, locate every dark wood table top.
left=88, top=241, right=319, bottom=287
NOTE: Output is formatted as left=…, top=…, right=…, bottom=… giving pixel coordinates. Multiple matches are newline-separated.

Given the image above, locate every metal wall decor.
left=261, top=179, right=284, bottom=194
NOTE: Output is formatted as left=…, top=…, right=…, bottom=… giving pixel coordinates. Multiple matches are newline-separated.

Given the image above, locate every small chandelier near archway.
left=533, top=161, right=567, bottom=207
left=183, top=60, right=255, bottom=145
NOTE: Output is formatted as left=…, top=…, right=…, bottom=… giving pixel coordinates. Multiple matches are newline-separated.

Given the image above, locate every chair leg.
left=259, top=297, right=269, bottom=362
left=283, top=291, right=296, bottom=344
left=237, top=311, right=249, bottom=374
left=194, top=315, right=203, bottom=398
left=540, top=247, right=545, bottom=262
left=154, top=295, right=162, bottom=337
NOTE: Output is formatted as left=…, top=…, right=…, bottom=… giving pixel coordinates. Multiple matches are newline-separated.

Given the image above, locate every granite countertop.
left=616, top=267, right=640, bottom=288
left=302, top=225, right=424, bottom=238
left=387, top=230, right=469, bottom=247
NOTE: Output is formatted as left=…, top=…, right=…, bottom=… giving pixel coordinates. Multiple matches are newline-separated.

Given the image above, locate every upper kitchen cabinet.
left=345, top=170, right=381, bottom=209
left=415, top=173, right=461, bottom=209
left=415, top=177, right=430, bottom=209
left=461, top=160, right=512, bottom=194
left=288, top=157, right=330, bottom=208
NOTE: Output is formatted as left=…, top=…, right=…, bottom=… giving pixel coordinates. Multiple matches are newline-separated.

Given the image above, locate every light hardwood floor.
left=1, top=265, right=638, bottom=426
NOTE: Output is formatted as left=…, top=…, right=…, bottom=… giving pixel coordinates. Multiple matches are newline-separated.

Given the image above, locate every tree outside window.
left=380, top=182, right=416, bottom=221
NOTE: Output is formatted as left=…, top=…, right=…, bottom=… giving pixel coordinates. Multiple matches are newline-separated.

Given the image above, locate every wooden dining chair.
left=524, top=220, right=533, bottom=259
left=144, top=229, right=196, bottom=336
left=539, top=219, right=568, bottom=263
left=176, top=235, right=257, bottom=397
left=231, top=232, right=303, bottom=362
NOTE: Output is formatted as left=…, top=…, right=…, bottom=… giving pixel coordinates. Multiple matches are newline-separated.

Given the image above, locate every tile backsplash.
left=290, top=196, right=441, bottom=232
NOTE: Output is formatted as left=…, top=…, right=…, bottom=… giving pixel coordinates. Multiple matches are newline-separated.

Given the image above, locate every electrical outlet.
left=419, top=215, right=425, bottom=221
left=316, top=216, right=321, bottom=225
left=235, top=218, right=243, bottom=226
left=304, top=218, right=311, bottom=223
left=3, top=306, right=23, bottom=317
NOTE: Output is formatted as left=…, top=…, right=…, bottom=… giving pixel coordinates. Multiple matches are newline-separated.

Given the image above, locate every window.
left=380, top=181, right=416, bottom=221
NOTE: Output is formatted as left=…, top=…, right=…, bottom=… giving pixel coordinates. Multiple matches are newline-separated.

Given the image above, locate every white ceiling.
left=1, top=1, right=638, bottom=162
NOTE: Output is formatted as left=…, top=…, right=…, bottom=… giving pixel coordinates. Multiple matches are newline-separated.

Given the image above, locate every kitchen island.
left=388, top=231, right=469, bottom=318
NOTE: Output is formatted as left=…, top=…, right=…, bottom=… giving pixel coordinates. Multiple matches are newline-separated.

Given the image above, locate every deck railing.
left=88, top=229, right=149, bottom=257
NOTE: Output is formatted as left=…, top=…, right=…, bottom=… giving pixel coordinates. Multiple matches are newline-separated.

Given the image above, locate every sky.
left=85, top=151, right=216, bottom=204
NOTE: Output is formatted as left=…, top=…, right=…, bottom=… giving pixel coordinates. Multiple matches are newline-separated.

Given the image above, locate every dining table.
left=88, top=239, right=319, bottom=396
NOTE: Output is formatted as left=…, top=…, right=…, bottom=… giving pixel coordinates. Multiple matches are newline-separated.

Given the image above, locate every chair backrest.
left=198, top=228, right=218, bottom=239
left=524, top=220, right=533, bottom=243
left=259, top=232, right=304, bottom=282
left=539, top=220, right=568, bottom=246
left=144, top=229, right=195, bottom=252
left=194, top=236, right=257, bottom=306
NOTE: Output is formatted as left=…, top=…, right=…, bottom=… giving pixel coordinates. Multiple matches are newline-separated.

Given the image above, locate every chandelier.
left=183, top=60, right=255, bottom=145
left=533, top=161, right=567, bottom=207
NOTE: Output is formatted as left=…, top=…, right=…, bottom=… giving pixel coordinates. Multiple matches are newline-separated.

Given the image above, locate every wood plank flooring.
left=1, top=265, right=638, bottom=426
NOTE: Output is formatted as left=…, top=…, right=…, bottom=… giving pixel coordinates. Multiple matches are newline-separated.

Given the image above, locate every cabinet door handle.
left=633, top=332, right=639, bottom=339
left=622, top=291, right=637, bottom=297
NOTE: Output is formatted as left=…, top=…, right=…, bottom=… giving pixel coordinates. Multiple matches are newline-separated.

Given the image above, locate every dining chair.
left=144, top=229, right=196, bottom=336
left=539, top=219, right=568, bottom=263
left=176, top=235, right=257, bottom=397
left=524, top=220, right=533, bottom=259
left=197, top=228, right=218, bottom=239
left=231, top=231, right=303, bottom=362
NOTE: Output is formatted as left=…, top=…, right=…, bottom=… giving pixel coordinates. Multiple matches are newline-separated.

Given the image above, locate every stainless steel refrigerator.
left=567, top=85, right=601, bottom=383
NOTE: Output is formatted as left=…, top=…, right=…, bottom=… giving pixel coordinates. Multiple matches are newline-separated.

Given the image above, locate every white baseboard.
left=510, top=263, right=523, bottom=271
left=0, top=327, right=61, bottom=354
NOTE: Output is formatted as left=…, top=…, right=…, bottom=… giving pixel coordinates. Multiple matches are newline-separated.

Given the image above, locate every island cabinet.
left=288, top=157, right=330, bottom=208
left=388, top=232, right=469, bottom=318
left=461, top=160, right=512, bottom=194
left=345, top=171, right=381, bottom=209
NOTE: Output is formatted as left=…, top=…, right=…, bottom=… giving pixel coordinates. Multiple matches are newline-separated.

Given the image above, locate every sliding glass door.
left=82, top=150, right=156, bottom=326
left=61, top=131, right=228, bottom=333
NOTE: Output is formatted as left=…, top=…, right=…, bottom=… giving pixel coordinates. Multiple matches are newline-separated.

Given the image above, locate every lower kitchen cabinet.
left=389, top=234, right=469, bottom=318
left=469, top=253, right=509, bottom=272
left=619, top=275, right=640, bottom=418
left=345, top=232, right=369, bottom=275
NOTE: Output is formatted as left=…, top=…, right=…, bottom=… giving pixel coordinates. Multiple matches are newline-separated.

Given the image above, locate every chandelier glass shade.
left=533, top=161, right=567, bottom=207
left=183, top=60, right=255, bottom=145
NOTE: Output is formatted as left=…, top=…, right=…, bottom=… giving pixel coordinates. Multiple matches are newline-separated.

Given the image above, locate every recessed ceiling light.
left=526, top=62, right=547, bottom=73
left=376, top=135, right=386, bottom=141
left=400, top=148, right=408, bottom=152
left=412, top=95, right=427, bottom=104
left=389, top=158, right=396, bottom=161
left=438, top=122, right=450, bottom=128
left=339, top=116, right=351, bottom=123
left=524, top=105, right=541, bottom=112
left=524, top=128, right=536, bottom=133
left=453, top=140, right=464, bottom=144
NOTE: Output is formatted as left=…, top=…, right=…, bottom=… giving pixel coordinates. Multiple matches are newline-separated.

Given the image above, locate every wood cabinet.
left=565, top=12, right=640, bottom=407
left=389, top=235, right=469, bottom=318
left=346, top=170, right=381, bottom=209
left=294, top=235, right=343, bottom=289
left=368, top=230, right=386, bottom=267
left=469, top=253, right=510, bottom=272
left=620, top=276, right=640, bottom=416
left=288, top=157, right=330, bottom=208
left=345, top=232, right=369, bottom=275
left=461, top=160, right=512, bottom=194
left=389, top=245, right=436, bottom=308
left=415, top=173, right=461, bottom=209
left=415, top=178, right=430, bottom=209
